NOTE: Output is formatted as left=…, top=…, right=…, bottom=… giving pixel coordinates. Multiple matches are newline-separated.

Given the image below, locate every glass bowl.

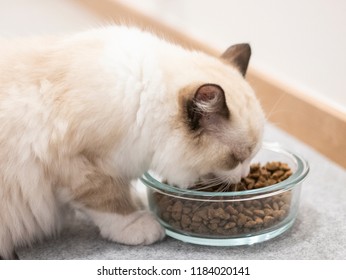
left=140, top=142, right=309, bottom=246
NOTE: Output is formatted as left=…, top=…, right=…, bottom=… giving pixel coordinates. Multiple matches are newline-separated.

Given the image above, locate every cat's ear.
left=186, top=84, right=229, bottom=131
left=221, top=43, right=251, bottom=76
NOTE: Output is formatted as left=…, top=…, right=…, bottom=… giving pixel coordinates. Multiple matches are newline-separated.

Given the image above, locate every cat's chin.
left=164, top=163, right=250, bottom=190
left=207, top=162, right=251, bottom=186
left=166, top=180, right=197, bottom=190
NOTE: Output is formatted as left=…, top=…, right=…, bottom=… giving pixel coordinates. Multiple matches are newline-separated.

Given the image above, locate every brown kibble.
left=280, top=204, right=290, bottom=212
left=267, top=179, right=278, bottom=185
left=237, top=213, right=248, bottom=226
left=254, top=181, right=265, bottom=188
left=258, top=176, right=267, bottom=183
left=249, top=171, right=260, bottom=179
left=181, top=214, right=191, bottom=228
left=253, top=209, right=265, bottom=217
left=255, top=217, right=264, bottom=225
left=273, top=202, right=279, bottom=210
left=244, top=177, right=255, bottom=185
left=280, top=163, right=290, bottom=170
left=191, top=221, right=200, bottom=227
left=252, top=200, right=262, bottom=208
left=264, top=208, right=273, bottom=216
left=208, top=223, right=218, bottom=230
left=272, top=170, right=284, bottom=179
left=209, top=218, right=221, bottom=224
left=250, top=163, right=260, bottom=172
left=154, top=161, right=292, bottom=237
left=171, top=211, right=182, bottom=221
left=172, top=201, right=183, bottom=213
left=219, top=220, right=228, bottom=227
left=264, top=203, right=272, bottom=209
left=225, top=205, right=238, bottom=215
left=192, top=214, right=203, bottom=223
left=282, top=171, right=293, bottom=180
left=244, top=220, right=257, bottom=228
left=207, top=208, right=215, bottom=219
left=230, top=215, right=238, bottom=222
left=243, top=208, right=253, bottom=217
left=265, top=162, right=280, bottom=171
left=260, top=169, right=271, bottom=178
left=272, top=210, right=281, bottom=218
left=221, top=212, right=231, bottom=220
left=198, top=224, right=209, bottom=233
left=263, top=216, right=275, bottom=226
left=216, top=227, right=226, bottom=234
left=224, top=222, right=236, bottom=229
left=195, top=209, right=208, bottom=220
left=281, top=194, right=292, bottom=204
left=171, top=201, right=183, bottom=221
left=214, top=208, right=225, bottom=218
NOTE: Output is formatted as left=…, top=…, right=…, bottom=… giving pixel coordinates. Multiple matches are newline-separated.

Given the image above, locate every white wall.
left=119, top=0, right=346, bottom=114
left=0, top=0, right=100, bottom=36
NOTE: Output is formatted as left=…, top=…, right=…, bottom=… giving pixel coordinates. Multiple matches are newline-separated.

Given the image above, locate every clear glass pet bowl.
left=140, top=142, right=309, bottom=246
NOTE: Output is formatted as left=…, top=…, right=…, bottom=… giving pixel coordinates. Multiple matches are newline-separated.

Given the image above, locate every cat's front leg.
left=71, top=172, right=165, bottom=245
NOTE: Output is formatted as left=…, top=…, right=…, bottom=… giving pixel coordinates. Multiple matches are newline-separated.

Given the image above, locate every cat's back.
left=0, top=26, right=165, bottom=154
left=0, top=26, right=161, bottom=87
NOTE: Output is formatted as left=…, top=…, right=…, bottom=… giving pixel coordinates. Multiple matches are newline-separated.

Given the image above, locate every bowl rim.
left=140, top=142, right=309, bottom=198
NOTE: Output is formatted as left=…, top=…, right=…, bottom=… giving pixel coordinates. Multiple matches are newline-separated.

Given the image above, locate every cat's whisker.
left=189, top=174, right=233, bottom=191
left=215, top=183, right=229, bottom=192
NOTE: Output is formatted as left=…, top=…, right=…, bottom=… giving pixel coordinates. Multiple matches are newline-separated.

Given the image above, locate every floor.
left=17, top=124, right=346, bottom=259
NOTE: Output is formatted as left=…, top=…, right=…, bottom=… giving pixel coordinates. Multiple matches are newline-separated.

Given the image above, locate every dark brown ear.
left=186, top=84, right=229, bottom=131
left=221, top=43, right=251, bottom=76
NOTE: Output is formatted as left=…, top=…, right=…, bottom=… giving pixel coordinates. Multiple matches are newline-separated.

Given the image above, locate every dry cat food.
left=152, top=162, right=293, bottom=236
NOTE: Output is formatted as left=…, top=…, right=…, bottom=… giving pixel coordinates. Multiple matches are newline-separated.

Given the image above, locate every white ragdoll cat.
left=0, top=25, right=264, bottom=259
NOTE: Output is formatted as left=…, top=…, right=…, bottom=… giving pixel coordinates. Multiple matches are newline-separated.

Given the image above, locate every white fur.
left=0, top=26, right=264, bottom=258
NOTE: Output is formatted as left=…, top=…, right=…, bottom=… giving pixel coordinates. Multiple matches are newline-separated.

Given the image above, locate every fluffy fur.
left=0, top=26, right=264, bottom=259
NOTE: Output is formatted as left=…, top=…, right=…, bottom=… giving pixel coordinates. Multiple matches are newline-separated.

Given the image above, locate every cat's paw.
left=87, top=209, right=165, bottom=245
left=117, top=211, right=165, bottom=245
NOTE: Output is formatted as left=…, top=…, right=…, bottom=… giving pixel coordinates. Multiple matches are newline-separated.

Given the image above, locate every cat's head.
left=151, top=44, right=265, bottom=188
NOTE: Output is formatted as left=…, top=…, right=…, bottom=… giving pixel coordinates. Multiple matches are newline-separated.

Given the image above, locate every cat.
left=0, top=25, right=265, bottom=259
